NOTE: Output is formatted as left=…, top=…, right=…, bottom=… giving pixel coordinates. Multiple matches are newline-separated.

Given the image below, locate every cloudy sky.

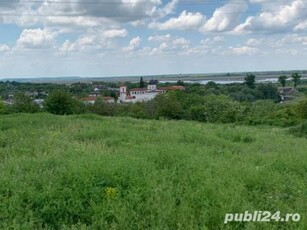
left=0, top=0, right=306, bottom=78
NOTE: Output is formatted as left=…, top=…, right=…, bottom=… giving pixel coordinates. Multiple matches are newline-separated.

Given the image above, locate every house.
left=33, top=99, right=45, bottom=108
left=89, top=92, right=100, bottom=97
left=279, top=87, right=299, bottom=101
left=118, top=80, right=185, bottom=103
left=81, top=96, right=115, bottom=105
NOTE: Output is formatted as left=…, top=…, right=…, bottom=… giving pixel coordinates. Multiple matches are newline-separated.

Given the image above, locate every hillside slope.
left=0, top=113, right=306, bottom=229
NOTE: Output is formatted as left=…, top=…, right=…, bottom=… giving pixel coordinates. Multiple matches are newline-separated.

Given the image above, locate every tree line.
left=1, top=73, right=306, bottom=129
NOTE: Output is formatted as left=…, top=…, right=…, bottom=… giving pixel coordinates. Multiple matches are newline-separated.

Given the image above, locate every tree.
left=205, top=81, right=218, bottom=89
left=278, top=75, right=288, bottom=87
left=244, top=74, right=256, bottom=89
left=291, top=72, right=301, bottom=88
left=139, top=77, right=145, bottom=88
left=177, top=80, right=184, bottom=86
left=296, top=99, right=307, bottom=119
left=154, top=91, right=183, bottom=119
left=203, top=95, right=244, bottom=123
left=256, top=83, right=280, bottom=101
left=0, top=101, right=8, bottom=114
left=45, top=90, right=78, bottom=115
left=12, top=93, right=40, bottom=113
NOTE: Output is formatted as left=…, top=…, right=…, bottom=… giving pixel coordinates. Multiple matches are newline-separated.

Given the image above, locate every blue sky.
left=0, top=0, right=306, bottom=78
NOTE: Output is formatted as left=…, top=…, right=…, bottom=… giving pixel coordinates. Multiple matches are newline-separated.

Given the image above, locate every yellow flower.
left=105, top=187, right=118, bottom=199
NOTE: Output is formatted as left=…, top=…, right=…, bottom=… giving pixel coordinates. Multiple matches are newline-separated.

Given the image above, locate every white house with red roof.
left=118, top=80, right=185, bottom=103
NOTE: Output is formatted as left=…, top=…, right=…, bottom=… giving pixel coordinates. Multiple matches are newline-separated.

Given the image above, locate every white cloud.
left=148, top=34, right=171, bottom=42
left=17, top=28, right=57, bottom=49
left=172, top=38, right=190, bottom=48
left=58, top=28, right=128, bottom=53
left=149, top=10, right=205, bottom=30
left=0, top=0, right=176, bottom=29
left=230, top=46, right=260, bottom=55
left=0, top=44, right=10, bottom=52
left=148, top=35, right=191, bottom=55
left=154, top=0, right=178, bottom=18
left=200, top=0, right=247, bottom=32
left=59, top=36, right=97, bottom=53
left=246, top=38, right=263, bottom=46
left=102, top=29, right=128, bottom=39
left=235, top=0, right=307, bottom=33
left=294, top=20, right=307, bottom=31
left=123, top=36, right=142, bottom=52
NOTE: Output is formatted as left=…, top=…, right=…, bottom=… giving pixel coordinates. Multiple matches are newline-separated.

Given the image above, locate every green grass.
left=0, top=113, right=306, bottom=229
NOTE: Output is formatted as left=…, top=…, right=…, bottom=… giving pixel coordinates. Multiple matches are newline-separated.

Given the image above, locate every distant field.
left=0, top=114, right=306, bottom=229
left=2, top=70, right=306, bottom=84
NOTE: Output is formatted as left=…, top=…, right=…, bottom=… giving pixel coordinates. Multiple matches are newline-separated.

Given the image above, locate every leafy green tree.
left=91, top=97, right=119, bottom=116
left=296, top=99, right=307, bottom=119
left=244, top=74, right=256, bottom=89
left=12, top=93, right=40, bottom=113
left=205, top=81, right=218, bottom=89
left=203, top=95, right=244, bottom=123
left=177, top=80, right=184, bottom=86
left=139, top=77, right=145, bottom=88
left=256, top=83, right=280, bottom=101
left=45, top=90, right=78, bottom=115
left=154, top=91, right=183, bottom=119
left=0, top=101, right=8, bottom=114
left=128, top=102, right=147, bottom=119
left=278, top=75, right=288, bottom=87
left=292, top=72, right=301, bottom=88
left=188, top=105, right=206, bottom=122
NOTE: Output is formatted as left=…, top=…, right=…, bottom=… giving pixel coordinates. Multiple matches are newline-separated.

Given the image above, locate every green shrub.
left=295, top=99, right=307, bottom=119
left=288, top=121, right=307, bottom=138
left=45, top=90, right=79, bottom=115
left=203, top=95, right=244, bottom=123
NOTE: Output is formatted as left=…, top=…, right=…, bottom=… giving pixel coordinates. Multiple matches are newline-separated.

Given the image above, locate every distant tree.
left=91, top=97, right=119, bottom=116
left=244, top=74, right=256, bottom=89
left=45, top=90, right=78, bottom=115
left=291, top=72, right=301, bottom=88
left=278, top=75, right=288, bottom=87
left=12, top=93, right=40, bottom=113
left=203, top=95, right=244, bottom=123
left=256, top=83, right=280, bottom=101
left=154, top=91, right=183, bottom=119
left=139, top=77, right=145, bottom=88
left=205, top=81, right=218, bottom=89
left=0, top=101, right=8, bottom=114
left=296, top=99, right=307, bottom=119
left=177, top=80, right=184, bottom=86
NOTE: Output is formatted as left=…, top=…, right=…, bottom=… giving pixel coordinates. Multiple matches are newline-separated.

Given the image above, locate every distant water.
left=160, top=79, right=277, bottom=85
left=160, top=77, right=307, bottom=85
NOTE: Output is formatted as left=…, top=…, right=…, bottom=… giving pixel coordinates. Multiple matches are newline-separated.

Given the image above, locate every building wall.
left=133, top=92, right=159, bottom=102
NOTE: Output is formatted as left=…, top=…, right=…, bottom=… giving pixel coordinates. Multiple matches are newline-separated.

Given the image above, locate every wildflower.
left=105, top=187, right=118, bottom=199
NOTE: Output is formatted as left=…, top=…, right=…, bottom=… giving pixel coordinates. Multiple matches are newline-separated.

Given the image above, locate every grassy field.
left=0, top=113, right=306, bottom=229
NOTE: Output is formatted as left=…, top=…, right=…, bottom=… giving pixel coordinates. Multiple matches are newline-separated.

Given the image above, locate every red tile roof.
left=81, top=96, right=114, bottom=102
left=130, top=88, right=147, bottom=92
left=80, top=96, right=96, bottom=101
left=126, top=96, right=136, bottom=99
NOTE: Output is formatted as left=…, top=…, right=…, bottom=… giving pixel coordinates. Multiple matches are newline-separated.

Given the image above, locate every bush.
left=0, top=101, right=9, bottom=114
left=154, top=92, right=183, bottom=119
left=288, top=121, right=307, bottom=138
left=10, top=93, right=40, bottom=113
left=45, top=90, right=79, bottom=115
left=90, top=97, right=120, bottom=117
left=203, top=95, right=244, bottom=123
left=296, top=99, right=307, bottom=119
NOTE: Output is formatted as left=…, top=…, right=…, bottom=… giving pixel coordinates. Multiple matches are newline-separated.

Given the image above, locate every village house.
left=279, top=87, right=299, bottom=101
left=118, top=80, right=185, bottom=103
left=81, top=96, right=115, bottom=105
